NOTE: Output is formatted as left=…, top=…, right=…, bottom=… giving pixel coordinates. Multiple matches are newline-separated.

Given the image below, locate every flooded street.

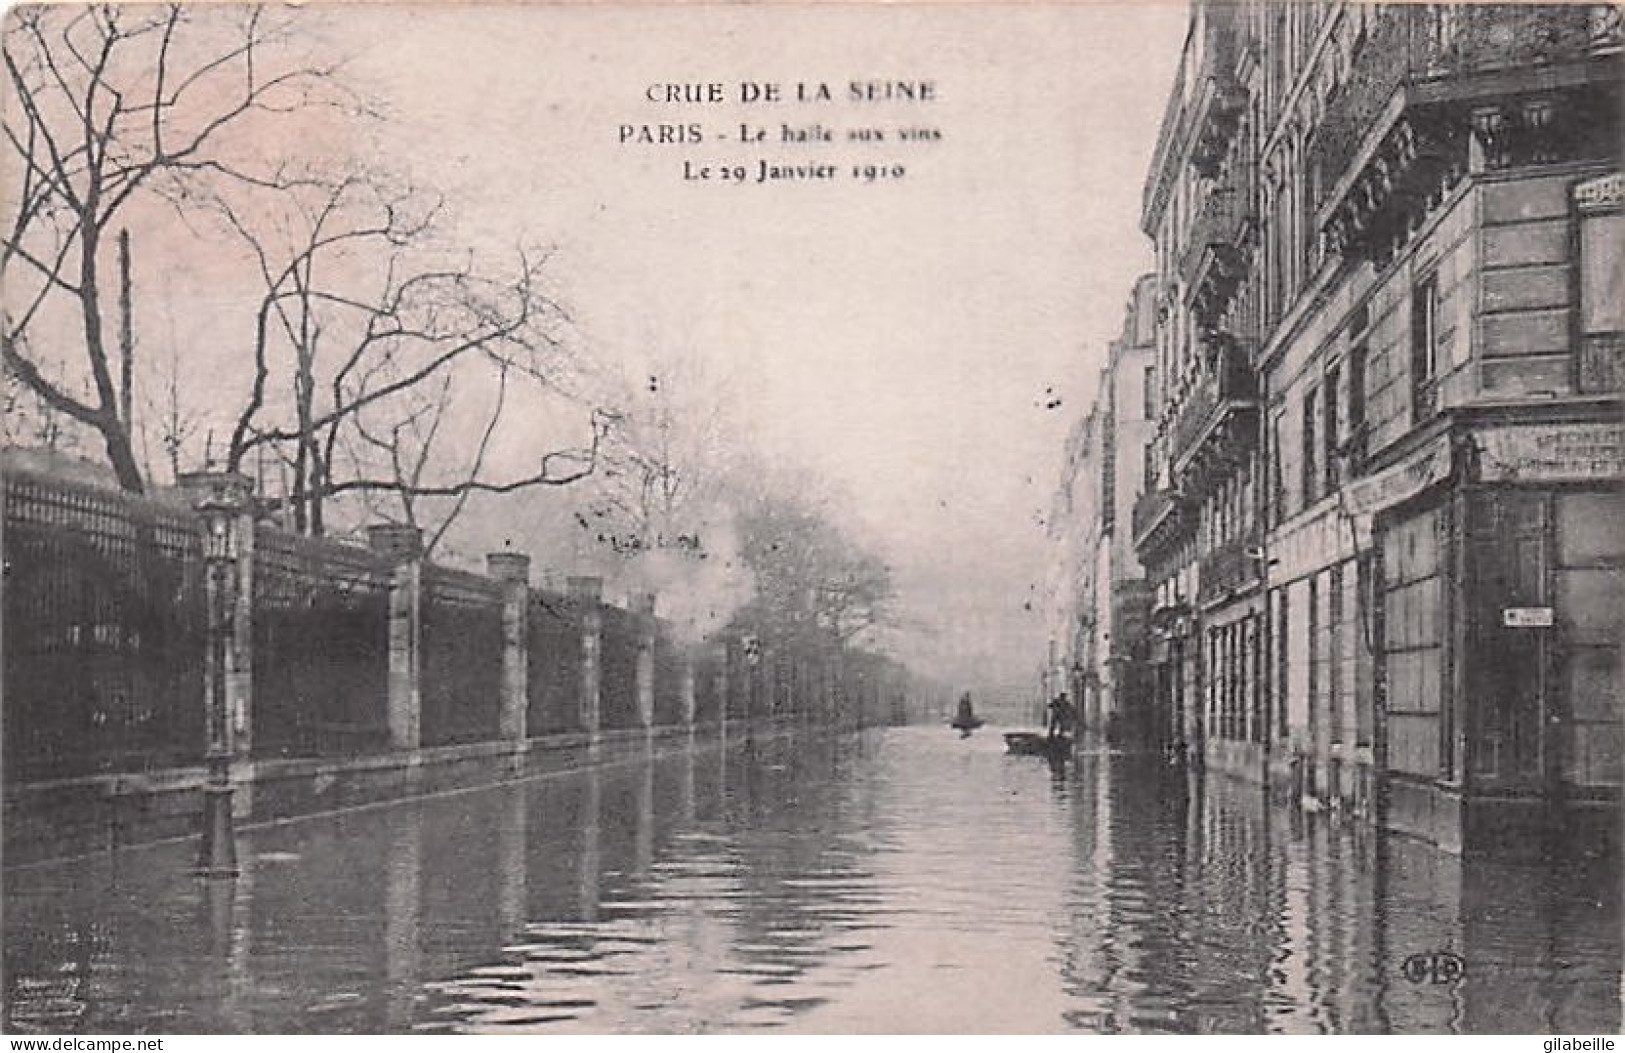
left=6, top=727, right=1620, bottom=1034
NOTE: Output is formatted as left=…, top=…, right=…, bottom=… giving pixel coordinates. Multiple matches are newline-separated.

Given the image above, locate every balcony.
left=1178, top=178, right=1254, bottom=327
left=1198, top=533, right=1262, bottom=608
left=1316, top=5, right=1622, bottom=263
left=1185, top=14, right=1248, bottom=177
left=1131, top=486, right=1189, bottom=562
left=1167, top=337, right=1258, bottom=486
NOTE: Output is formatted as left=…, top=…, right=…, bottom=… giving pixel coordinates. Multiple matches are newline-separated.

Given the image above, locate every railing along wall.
left=525, top=588, right=585, bottom=735
left=253, top=526, right=392, bottom=758
left=4, top=471, right=904, bottom=792
left=3, top=471, right=204, bottom=782
left=654, top=626, right=688, bottom=727
left=421, top=563, right=506, bottom=748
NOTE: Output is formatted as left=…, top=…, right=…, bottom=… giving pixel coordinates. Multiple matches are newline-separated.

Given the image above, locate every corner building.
left=1133, top=1, right=1622, bottom=852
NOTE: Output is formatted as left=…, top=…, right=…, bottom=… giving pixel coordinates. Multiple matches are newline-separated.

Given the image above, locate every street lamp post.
left=184, top=470, right=253, bottom=878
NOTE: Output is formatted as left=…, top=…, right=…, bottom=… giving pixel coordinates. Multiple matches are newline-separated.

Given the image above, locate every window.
left=1144, top=365, right=1157, bottom=420
left=1302, top=387, right=1320, bottom=508
left=1269, top=409, right=1286, bottom=526
left=1274, top=587, right=1289, bottom=741
left=1323, top=363, right=1341, bottom=490
left=1347, top=343, right=1368, bottom=438
left=1328, top=563, right=1344, bottom=747
left=1251, top=616, right=1266, bottom=745
left=1355, top=553, right=1375, bottom=749
left=1307, top=573, right=1320, bottom=752
left=1577, top=180, right=1624, bottom=393
left=1411, top=273, right=1441, bottom=419
left=1301, top=132, right=1320, bottom=279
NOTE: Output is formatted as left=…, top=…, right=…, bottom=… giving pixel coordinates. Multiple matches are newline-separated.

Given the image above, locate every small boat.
left=1004, top=731, right=1072, bottom=757
left=950, top=693, right=985, bottom=734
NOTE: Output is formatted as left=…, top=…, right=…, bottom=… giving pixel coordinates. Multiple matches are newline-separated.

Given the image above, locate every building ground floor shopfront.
left=1372, top=414, right=1623, bottom=855
left=1138, top=413, right=1622, bottom=855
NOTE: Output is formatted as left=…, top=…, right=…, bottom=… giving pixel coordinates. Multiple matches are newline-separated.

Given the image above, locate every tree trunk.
left=78, top=223, right=145, bottom=493
left=119, top=229, right=134, bottom=436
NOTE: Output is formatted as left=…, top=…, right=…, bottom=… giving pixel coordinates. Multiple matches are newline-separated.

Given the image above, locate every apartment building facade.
left=1048, top=278, right=1160, bottom=744
left=1133, top=1, right=1621, bottom=851
left=1047, top=402, right=1104, bottom=728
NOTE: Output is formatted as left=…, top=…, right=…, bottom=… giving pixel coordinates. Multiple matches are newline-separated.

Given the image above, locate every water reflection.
left=4, top=728, right=1618, bottom=1033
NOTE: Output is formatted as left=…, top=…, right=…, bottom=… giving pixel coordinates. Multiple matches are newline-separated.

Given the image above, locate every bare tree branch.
left=1, top=3, right=351, bottom=492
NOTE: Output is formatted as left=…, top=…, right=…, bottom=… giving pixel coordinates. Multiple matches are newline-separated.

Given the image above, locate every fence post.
left=369, top=525, right=424, bottom=753
left=568, top=577, right=603, bottom=739
left=632, top=592, right=657, bottom=731
left=487, top=552, right=531, bottom=745
left=178, top=470, right=255, bottom=878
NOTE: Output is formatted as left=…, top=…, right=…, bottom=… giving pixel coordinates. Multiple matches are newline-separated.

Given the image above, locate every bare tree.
left=1, top=4, right=351, bottom=492
left=144, top=336, right=200, bottom=483
left=205, top=170, right=607, bottom=538
left=733, top=479, right=895, bottom=649
left=578, top=350, right=736, bottom=560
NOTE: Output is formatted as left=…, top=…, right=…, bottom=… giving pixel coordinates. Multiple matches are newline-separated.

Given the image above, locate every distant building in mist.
left=1046, top=274, right=1157, bottom=745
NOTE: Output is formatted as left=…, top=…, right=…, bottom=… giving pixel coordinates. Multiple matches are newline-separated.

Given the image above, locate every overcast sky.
left=325, top=2, right=1190, bottom=701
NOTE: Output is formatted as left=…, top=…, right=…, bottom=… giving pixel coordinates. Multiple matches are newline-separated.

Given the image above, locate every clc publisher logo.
left=1401, top=951, right=1465, bottom=985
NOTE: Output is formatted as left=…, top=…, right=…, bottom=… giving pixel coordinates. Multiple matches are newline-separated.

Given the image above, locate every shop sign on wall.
left=1477, top=422, right=1625, bottom=483
left=1342, top=434, right=1453, bottom=518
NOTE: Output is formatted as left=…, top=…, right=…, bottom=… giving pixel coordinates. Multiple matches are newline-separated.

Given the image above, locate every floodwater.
left=5, top=727, right=1620, bottom=1034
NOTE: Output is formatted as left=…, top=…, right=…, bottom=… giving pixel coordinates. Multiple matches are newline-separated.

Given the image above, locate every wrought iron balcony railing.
left=1198, top=532, right=1262, bottom=606
left=1166, top=338, right=1258, bottom=479
left=1131, top=486, right=1186, bottom=557
left=1313, top=4, right=1621, bottom=217
left=1186, top=14, right=1248, bottom=177
left=1179, top=179, right=1255, bottom=325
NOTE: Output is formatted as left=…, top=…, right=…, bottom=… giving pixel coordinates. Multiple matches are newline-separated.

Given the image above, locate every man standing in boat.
left=1046, top=691, right=1076, bottom=741
left=952, top=691, right=983, bottom=736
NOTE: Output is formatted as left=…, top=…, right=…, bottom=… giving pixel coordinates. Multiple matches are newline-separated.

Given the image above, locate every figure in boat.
left=950, top=691, right=984, bottom=736
left=1046, top=690, right=1076, bottom=741
left=1004, top=690, right=1075, bottom=757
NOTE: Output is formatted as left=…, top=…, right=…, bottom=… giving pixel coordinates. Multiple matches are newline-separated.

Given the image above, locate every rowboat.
left=1003, top=731, right=1071, bottom=757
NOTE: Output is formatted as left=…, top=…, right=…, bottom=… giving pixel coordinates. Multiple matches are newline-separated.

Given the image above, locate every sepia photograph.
left=1, top=0, right=1621, bottom=1037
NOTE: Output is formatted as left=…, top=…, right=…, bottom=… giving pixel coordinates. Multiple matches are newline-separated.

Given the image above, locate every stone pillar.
left=568, top=576, right=603, bottom=736
left=632, top=592, right=657, bottom=730
left=487, top=551, right=531, bottom=744
left=179, top=470, right=255, bottom=878
left=679, top=650, right=696, bottom=731
left=370, top=524, right=423, bottom=753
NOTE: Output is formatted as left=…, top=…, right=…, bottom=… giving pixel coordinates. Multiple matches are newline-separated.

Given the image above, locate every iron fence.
left=3, top=472, right=204, bottom=782
left=252, top=527, right=393, bottom=758
left=526, top=590, right=583, bottom=734
left=420, top=564, right=504, bottom=747
left=653, top=628, right=686, bottom=726
left=598, top=605, right=641, bottom=730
